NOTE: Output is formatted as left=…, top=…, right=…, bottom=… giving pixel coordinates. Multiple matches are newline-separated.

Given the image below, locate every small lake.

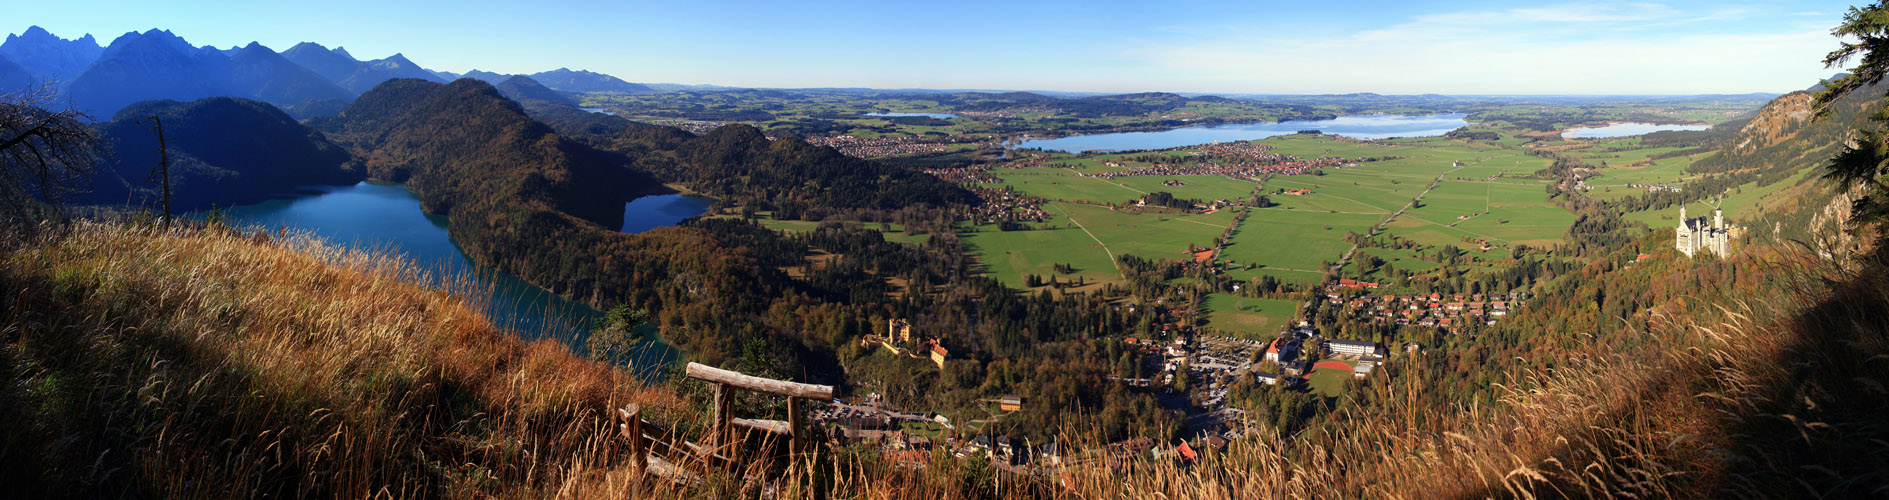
left=581, top=107, right=617, bottom=116
left=866, top=112, right=959, bottom=119
left=1562, top=122, right=1710, bottom=139
left=621, top=194, right=715, bottom=233
left=213, top=181, right=682, bottom=381
left=1015, top=114, right=1471, bottom=153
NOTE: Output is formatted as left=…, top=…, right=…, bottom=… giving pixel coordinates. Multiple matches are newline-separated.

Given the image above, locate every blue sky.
left=11, top=0, right=1862, bottom=94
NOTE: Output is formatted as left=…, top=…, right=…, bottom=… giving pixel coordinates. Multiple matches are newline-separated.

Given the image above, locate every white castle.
left=1675, top=205, right=1733, bottom=257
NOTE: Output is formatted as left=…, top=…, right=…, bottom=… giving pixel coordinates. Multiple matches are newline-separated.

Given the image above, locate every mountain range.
left=279, top=42, right=446, bottom=94
left=0, top=25, right=101, bottom=85
left=454, top=67, right=654, bottom=94
left=0, top=26, right=652, bottom=119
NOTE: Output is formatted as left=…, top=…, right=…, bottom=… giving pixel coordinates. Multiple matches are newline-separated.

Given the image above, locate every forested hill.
left=494, top=75, right=578, bottom=108
left=668, top=123, right=976, bottom=210
left=86, top=97, right=360, bottom=210
left=522, top=99, right=977, bottom=212
left=314, top=78, right=654, bottom=228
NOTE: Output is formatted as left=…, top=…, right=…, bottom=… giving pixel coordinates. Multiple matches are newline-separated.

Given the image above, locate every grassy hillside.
left=0, top=221, right=674, bottom=498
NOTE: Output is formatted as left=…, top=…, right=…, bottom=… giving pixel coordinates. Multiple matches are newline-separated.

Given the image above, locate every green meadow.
left=1055, top=202, right=1233, bottom=261
left=991, top=166, right=1258, bottom=204
left=1308, top=361, right=1355, bottom=397
left=1219, top=208, right=1385, bottom=280
left=959, top=218, right=1120, bottom=289
left=1201, top=294, right=1301, bottom=339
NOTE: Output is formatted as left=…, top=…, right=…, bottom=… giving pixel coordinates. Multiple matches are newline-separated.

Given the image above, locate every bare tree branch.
left=0, top=81, right=105, bottom=231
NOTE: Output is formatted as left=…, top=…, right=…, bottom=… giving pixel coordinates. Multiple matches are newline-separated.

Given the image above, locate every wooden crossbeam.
left=731, top=418, right=792, bottom=437
left=686, top=362, right=834, bottom=400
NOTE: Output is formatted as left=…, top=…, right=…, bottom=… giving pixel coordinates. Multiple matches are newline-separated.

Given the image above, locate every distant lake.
left=621, top=193, right=714, bottom=233
left=1562, top=122, right=1710, bottom=139
left=213, top=181, right=679, bottom=381
left=867, top=112, right=959, bottom=119
left=581, top=107, right=617, bottom=116
left=1015, top=114, right=1471, bottom=153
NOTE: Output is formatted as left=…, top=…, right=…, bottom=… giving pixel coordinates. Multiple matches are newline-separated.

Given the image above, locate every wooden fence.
left=616, top=362, right=835, bottom=489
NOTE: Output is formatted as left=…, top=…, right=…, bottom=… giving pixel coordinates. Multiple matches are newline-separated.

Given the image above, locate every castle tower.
left=1675, top=205, right=1695, bottom=257
left=1714, top=207, right=1724, bottom=230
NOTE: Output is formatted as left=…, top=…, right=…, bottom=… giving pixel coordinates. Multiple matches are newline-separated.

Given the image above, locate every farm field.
left=1107, top=175, right=1258, bottom=203
left=1380, top=217, right=1514, bottom=262
left=1201, top=294, right=1300, bottom=339
left=959, top=218, right=1120, bottom=290
left=1343, top=248, right=1443, bottom=277
left=991, top=166, right=1258, bottom=204
left=1054, top=202, right=1233, bottom=261
left=1571, top=145, right=1692, bottom=166
left=1396, top=180, right=1576, bottom=246
left=958, top=172, right=1252, bottom=291
left=956, top=122, right=1680, bottom=296
left=1586, top=153, right=1707, bottom=188
left=1266, top=175, right=1411, bottom=213
left=989, top=167, right=1139, bottom=202
left=1218, top=208, right=1384, bottom=284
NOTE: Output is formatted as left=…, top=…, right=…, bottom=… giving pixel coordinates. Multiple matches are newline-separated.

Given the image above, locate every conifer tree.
left=1817, top=1, right=1889, bottom=244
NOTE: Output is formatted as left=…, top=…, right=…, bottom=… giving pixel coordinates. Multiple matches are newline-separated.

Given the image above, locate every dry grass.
left=0, top=220, right=677, bottom=498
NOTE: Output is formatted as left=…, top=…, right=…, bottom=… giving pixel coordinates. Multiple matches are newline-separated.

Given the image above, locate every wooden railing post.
left=787, top=396, right=805, bottom=447
left=712, top=382, right=733, bottom=455
left=623, top=404, right=645, bottom=498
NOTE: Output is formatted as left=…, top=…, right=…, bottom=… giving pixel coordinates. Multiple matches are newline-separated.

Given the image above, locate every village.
left=1080, top=156, right=1351, bottom=180
left=803, top=133, right=999, bottom=158
left=955, top=186, right=1052, bottom=225
left=1320, top=279, right=1525, bottom=333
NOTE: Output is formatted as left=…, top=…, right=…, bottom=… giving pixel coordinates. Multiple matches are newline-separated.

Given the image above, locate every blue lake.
left=867, top=112, right=959, bottom=119
left=1562, top=122, right=1710, bottom=139
left=213, top=181, right=698, bottom=381
left=620, top=194, right=715, bottom=233
left=1015, top=114, right=1472, bottom=153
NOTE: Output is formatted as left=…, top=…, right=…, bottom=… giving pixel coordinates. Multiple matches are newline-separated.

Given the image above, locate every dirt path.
left=1328, top=163, right=1468, bottom=274
left=1253, top=207, right=1390, bottom=216
left=1053, top=204, right=1124, bottom=278
left=1087, top=175, right=1148, bottom=195
left=1174, top=217, right=1230, bottom=229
